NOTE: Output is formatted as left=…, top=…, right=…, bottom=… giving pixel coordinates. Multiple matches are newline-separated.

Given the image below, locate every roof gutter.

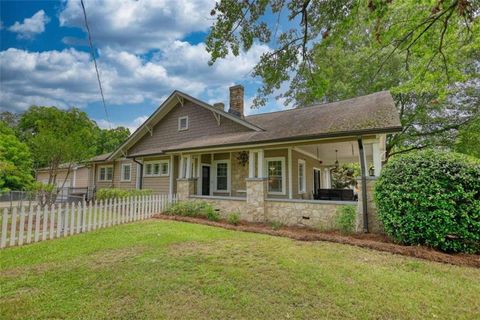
left=161, top=126, right=403, bottom=154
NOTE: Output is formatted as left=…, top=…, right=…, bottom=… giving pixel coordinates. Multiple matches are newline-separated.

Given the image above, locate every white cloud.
left=0, top=43, right=268, bottom=112
left=8, top=10, right=50, bottom=39
left=59, top=0, right=214, bottom=53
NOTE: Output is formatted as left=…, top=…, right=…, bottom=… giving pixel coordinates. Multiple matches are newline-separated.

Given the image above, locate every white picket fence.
left=0, top=194, right=177, bottom=249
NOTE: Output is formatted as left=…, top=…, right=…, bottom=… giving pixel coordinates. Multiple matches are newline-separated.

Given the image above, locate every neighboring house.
left=88, top=85, right=401, bottom=232
left=36, top=163, right=90, bottom=189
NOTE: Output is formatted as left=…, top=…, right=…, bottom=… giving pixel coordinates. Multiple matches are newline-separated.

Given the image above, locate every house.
left=88, top=85, right=402, bottom=232
left=36, top=163, right=90, bottom=189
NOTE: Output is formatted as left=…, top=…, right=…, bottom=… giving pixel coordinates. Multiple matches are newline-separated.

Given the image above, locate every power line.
left=80, top=0, right=111, bottom=129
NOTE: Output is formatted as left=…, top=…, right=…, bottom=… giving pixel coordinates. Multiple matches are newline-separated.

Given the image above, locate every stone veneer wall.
left=356, top=177, right=383, bottom=233
left=265, top=200, right=355, bottom=229
left=190, top=196, right=250, bottom=221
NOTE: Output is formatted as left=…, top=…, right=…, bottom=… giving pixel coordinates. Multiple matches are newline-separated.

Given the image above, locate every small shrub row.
left=165, top=201, right=220, bottom=221
left=227, top=212, right=240, bottom=225
left=96, top=188, right=153, bottom=200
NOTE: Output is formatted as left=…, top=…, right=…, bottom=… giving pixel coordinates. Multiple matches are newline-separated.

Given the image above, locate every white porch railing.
left=0, top=194, right=177, bottom=249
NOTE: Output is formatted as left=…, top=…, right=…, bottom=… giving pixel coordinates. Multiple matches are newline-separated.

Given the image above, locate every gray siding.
left=129, top=101, right=252, bottom=154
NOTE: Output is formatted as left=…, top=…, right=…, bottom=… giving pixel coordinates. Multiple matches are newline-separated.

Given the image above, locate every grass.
left=1, top=220, right=479, bottom=319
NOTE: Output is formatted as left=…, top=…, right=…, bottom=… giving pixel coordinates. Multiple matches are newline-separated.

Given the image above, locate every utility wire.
left=80, top=0, right=111, bottom=129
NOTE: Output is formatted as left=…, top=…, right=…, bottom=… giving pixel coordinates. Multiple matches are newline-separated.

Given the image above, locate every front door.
left=202, top=166, right=210, bottom=195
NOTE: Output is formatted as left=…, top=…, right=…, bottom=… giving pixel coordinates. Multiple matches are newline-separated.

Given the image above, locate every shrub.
left=227, top=212, right=241, bottom=225
left=270, top=221, right=283, bottom=230
left=374, top=150, right=480, bottom=253
left=335, top=205, right=356, bottom=233
left=96, top=188, right=153, bottom=200
left=165, top=200, right=217, bottom=220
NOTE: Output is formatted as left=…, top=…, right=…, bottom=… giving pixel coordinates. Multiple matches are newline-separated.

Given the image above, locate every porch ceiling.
left=295, top=140, right=372, bottom=165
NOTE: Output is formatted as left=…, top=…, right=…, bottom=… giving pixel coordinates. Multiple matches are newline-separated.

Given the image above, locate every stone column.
left=246, top=178, right=267, bottom=222
left=355, top=177, right=383, bottom=233
left=176, top=178, right=196, bottom=200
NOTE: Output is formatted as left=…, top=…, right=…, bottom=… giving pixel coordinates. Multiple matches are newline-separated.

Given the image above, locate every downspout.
left=357, top=137, right=369, bottom=233
left=133, top=157, right=143, bottom=189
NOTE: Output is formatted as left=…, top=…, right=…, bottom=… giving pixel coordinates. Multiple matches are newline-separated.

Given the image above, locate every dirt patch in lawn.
left=153, top=214, right=480, bottom=268
left=88, top=247, right=147, bottom=270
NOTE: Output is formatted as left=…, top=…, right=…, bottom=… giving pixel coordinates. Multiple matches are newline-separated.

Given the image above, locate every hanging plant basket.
left=235, top=151, right=249, bottom=166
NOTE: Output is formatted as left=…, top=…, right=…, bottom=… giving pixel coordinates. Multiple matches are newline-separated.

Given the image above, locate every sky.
left=0, top=0, right=290, bottom=132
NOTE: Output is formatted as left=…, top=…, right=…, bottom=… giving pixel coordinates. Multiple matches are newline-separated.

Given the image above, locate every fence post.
left=76, top=202, right=82, bottom=234
left=71, top=202, right=77, bottom=235
left=49, top=204, right=55, bottom=240
left=26, top=205, right=34, bottom=244
left=9, top=207, right=18, bottom=246
left=87, top=201, right=92, bottom=231
left=34, top=205, right=41, bottom=242
left=57, top=203, right=63, bottom=238
left=93, top=200, right=97, bottom=230
left=63, top=203, right=69, bottom=237
left=42, top=205, right=48, bottom=241
left=18, top=205, right=26, bottom=246
left=1, top=208, right=8, bottom=248
left=99, top=199, right=104, bottom=229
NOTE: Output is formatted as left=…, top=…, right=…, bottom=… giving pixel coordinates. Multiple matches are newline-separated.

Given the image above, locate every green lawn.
left=1, top=220, right=479, bottom=319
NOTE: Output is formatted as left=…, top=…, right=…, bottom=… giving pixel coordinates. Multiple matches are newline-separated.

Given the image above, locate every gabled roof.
left=107, top=90, right=264, bottom=160
left=128, top=91, right=402, bottom=155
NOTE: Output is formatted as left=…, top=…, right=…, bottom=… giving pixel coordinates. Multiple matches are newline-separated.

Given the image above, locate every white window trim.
left=265, top=157, right=286, bottom=195
left=213, top=159, right=230, bottom=193
left=120, top=163, right=131, bottom=182
left=298, top=159, right=306, bottom=193
left=144, top=160, right=169, bottom=177
left=178, top=116, right=189, bottom=131
left=98, top=165, right=113, bottom=182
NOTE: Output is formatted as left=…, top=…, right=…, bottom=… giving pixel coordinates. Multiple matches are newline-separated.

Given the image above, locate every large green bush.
left=374, top=150, right=480, bottom=253
left=96, top=188, right=153, bottom=200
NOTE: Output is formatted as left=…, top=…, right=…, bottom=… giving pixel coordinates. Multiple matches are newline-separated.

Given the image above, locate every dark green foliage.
left=0, top=121, right=34, bottom=191
left=165, top=201, right=218, bottom=220
left=335, top=205, right=357, bottom=234
left=96, top=188, right=153, bottom=200
left=375, top=150, right=480, bottom=253
left=96, top=126, right=130, bottom=155
left=456, top=116, right=480, bottom=158
left=227, top=212, right=241, bottom=225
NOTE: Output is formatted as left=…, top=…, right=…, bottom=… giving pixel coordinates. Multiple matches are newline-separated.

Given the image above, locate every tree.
left=18, top=106, right=98, bottom=189
left=456, top=116, right=480, bottom=158
left=96, top=126, right=130, bottom=155
left=0, top=121, right=34, bottom=191
left=207, top=0, right=478, bottom=106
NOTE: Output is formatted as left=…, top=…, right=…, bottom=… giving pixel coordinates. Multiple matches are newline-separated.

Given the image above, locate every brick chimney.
left=228, top=85, right=244, bottom=118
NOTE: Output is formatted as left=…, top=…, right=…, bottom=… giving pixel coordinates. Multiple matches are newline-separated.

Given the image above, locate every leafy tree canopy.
left=456, top=115, right=480, bottom=158
left=18, top=106, right=98, bottom=185
left=0, top=121, right=34, bottom=191
left=95, top=126, right=130, bottom=155
left=207, top=0, right=478, bottom=106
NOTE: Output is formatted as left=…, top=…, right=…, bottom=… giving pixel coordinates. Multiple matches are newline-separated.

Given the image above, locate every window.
left=298, top=159, right=306, bottom=193
left=121, top=164, right=131, bottom=181
left=266, top=157, right=285, bottom=194
left=214, top=160, right=229, bottom=192
left=178, top=116, right=188, bottom=131
left=98, top=166, right=113, bottom=181
left=144, top=160, right=169, bottom=177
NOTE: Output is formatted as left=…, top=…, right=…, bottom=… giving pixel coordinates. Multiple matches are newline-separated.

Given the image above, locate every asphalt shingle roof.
left=127, top=91, right=401, bottom=156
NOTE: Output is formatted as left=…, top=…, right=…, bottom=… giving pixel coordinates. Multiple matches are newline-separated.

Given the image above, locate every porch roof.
left=128, top=91, right=401, bottom=156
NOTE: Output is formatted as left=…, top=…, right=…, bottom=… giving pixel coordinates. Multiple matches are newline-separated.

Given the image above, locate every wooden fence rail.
left=0, top=194, right=177, bottom=249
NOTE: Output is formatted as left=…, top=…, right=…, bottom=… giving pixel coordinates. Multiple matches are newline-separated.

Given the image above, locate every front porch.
left=172, top=135, right=385, bottom=232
